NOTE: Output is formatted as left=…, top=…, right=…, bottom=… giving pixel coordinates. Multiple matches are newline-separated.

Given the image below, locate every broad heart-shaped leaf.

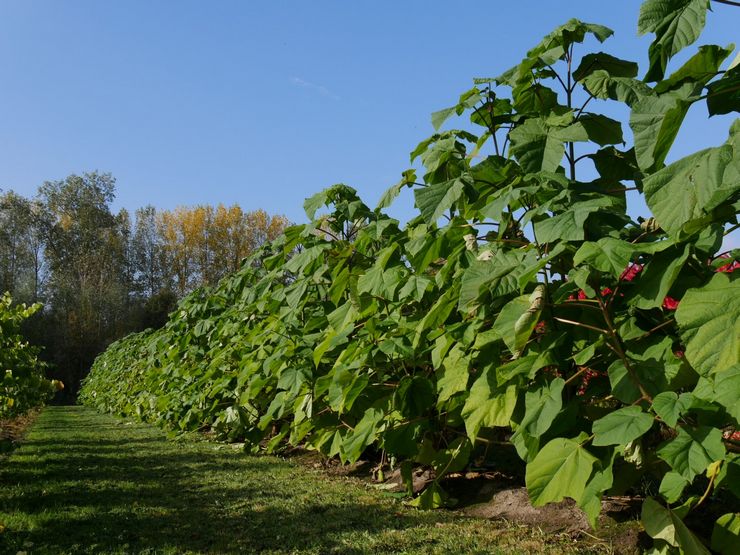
left=525, top=437, right=597, bottom=506
left=644, top=129, right=740, bottom=235
left=630, top=83, right=698, bottom=172
left=659, top=471, right=690, bottom=503
left=394, top=376, right=435, bottom=418
left=692, top=365, right=740, bottom=423
left=652, top=391, right=695, bottom=428
left=579, top=453, right=616, bottom=529
left=712, top=513, right=740, bottom=555
left=490, top=287, right=544, bottom=357
left=643, top=142, right=737, bottom=236
left=630, top=244, right=690, bottom=309
left=357, top=265, right=405, bottom=300
left=574, top=237, right=635, bottom=278
left=528, top=19, right=613, bottom=62
left=535, top=197, right=616, bottom=244
left=655, top=44, right=734, bottom=94
left=458, top=249, right=538, bottom=311
left=592, top=406, right=655, bottom=447
left=376, top=169, right=416, bottom=211
left=638, top=0, right=710, bottom=82
left=398, top=275, right=432, bottom=303
left=642, top=497, right=711, bottom=554
left=341, top=406, right=385, bottom=463
left=578, top=114, right=624, bottom=146
left=436, top=343, right=470, bottom=404
left=707, top=66, right=740, bottom=116
left=519, top=378, right=565, bottom=438
left=509, top=117, right=589, bottom=173
left=656, top=426, right=725, bottom=481
left=573, top=52, right=638, bottom=82
left=676, top=273, right=740, bottom=376
left=414, top=175, right=469, bottom=224
left=583, top=71, right=652, bottom=106
left=462, top=367, right=517, bottom=441
left=413, top=286, right=458, bottom=349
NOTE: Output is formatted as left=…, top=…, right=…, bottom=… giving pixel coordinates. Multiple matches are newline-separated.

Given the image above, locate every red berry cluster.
left=576, top=367, right=606, bottom=396
left=723, top=429, right=740, bottom=442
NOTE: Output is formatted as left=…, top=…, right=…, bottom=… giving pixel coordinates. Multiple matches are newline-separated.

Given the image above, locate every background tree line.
left=0, top=172, right=288, bottom=399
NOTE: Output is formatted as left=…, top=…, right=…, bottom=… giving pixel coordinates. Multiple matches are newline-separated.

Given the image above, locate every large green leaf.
left=535, top=197, right=615, bottom=244
left=509, top=117, right=590, bottom=173
left=376, top=170, right=416, bottom=211
left=414, top=176, right=469, bottom=224
left=692, top=365, right=740, bottom=423
left=707, top=66, right=740, bottom=116
left=592, top=406, right=655, bottom=447
left=436, top=344, right=470, bottom=404
left=573, top=52, right=638, bottom=82
left=342, top=407, right=385, bottom=463
left=490, top=287, right=544, bottom=357
left=630, top=83, right=698, bottom=172
left=462, top=368, right=517, bottom=441
left=574, top=237, right=635, bottom=278
left=638, top=0, right=710, bottom=81
left=458, top=250, right=537, bottom=311
left=578, top=114, right=624, bottom=146
left=525, top=437, right=597, bottom=506
left=712, top=513, right=740, bottom=555
left=643, top=144, right=736, bottom=235
left=656, top=426, right=725, bottom=481
left=652, top=391, right=695, bottom=428
left=630, top=245, right=690, bottom=309
left=656, top=44, right=734, bottom=94
left=357, top=265, right=405, bottom=299
left=518, top=378, right=565, bottom=438
left=583, top=71, right=652, bottom=106
left=642, top=497, right=711, bottom=554
left=675, top=273, right=740, bottom=376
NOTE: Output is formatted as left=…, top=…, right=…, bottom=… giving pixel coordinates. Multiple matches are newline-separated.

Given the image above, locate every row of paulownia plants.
left=81, top=2, right=739, bottom=553
left=0, top=293, right=60, bottom=421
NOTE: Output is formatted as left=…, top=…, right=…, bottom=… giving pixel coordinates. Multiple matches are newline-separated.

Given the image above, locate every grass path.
left=0, top=407, right=590, bottom=554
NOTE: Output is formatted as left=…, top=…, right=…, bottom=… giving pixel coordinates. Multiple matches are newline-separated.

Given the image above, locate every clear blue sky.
left=0, top=0, right=737, bottom=227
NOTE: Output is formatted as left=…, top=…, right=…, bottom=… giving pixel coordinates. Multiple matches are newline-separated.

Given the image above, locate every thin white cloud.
left=290, top=77, right=340, bottom=100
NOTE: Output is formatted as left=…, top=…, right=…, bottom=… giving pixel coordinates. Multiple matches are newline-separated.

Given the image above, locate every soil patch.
left=284, top=449, right=644, bottom=554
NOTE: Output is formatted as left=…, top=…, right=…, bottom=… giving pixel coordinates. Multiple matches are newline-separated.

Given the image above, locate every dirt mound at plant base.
left=452, top=477, right=643, bottom=553
left=463, top=486, right=588, bottom=532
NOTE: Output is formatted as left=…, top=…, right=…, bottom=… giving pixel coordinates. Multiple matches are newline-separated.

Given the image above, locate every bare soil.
left=286, top=449, right=646, bottom=554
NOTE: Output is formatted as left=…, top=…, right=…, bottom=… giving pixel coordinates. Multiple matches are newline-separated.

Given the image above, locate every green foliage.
left=0, top=293, right=56, bottom=418
left=80, top=1, right=739, bottom=553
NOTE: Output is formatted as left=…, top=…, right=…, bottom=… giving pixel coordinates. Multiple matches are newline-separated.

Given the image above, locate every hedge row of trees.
left=81, top=0, right=739, bottom=552
left=0, top=173, right=288, bottom=397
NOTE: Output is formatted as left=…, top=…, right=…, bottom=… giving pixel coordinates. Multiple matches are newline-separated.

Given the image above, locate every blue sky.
left=0, top=0, right=737, bottom=228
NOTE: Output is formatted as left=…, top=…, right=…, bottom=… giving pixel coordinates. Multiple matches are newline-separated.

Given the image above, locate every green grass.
left=0, top=407, right=603, bottom=554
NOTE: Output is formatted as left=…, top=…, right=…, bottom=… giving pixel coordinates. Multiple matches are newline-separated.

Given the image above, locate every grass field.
left=0, top=407, right=611, bottom=554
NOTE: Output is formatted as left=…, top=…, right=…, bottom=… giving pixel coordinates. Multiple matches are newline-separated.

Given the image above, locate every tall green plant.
left=81, top=1, right=739, bottom=552
left=0, top=293, right=57, bottom=418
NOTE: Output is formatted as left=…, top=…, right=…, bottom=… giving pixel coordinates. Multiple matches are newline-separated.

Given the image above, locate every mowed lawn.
left=0, top=407, right=597, bottom=554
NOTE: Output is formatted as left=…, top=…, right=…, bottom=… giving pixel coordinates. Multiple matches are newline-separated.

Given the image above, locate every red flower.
left=600, top=287, right=613, bottom=297
left=620, top=263, right=643, bottom=282
left=578, top=289, right=588, bottom=300
left=535, top=321, right=546, bottom=333
left=674, top=350, right=684, bottom=358
left=716, top=260, right=740, bottom=273
left=662, top=296, right=679, bottom=310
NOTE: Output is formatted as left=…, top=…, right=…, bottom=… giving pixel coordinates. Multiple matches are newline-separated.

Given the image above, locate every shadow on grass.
left=0, top=407, right=440, bottom=555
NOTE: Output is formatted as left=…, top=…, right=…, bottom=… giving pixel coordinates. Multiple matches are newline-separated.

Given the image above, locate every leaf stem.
left=552, top=316, right=609, bottom=334
left=597, top=297, right=652, bottom=402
